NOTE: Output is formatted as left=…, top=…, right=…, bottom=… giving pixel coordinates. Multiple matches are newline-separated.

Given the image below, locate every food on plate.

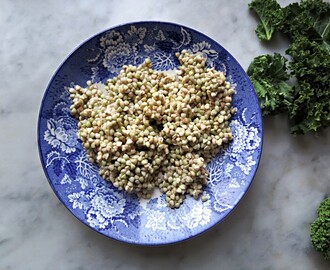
left=69, top=50, right=235, bottom=208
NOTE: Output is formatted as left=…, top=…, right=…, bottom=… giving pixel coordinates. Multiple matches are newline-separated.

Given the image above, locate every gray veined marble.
left=0, top=0, right=329, bottom=269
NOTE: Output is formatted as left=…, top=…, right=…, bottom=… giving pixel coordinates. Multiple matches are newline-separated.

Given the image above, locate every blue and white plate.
left=38, top=22, right=263, bottom=245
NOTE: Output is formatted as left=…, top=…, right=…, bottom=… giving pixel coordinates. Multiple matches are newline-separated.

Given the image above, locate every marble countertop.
left=1, top=0, right=329, bottom=269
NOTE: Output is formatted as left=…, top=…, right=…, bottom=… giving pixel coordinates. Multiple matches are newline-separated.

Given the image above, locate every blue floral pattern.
left=38, top=22, right=263, bottom=245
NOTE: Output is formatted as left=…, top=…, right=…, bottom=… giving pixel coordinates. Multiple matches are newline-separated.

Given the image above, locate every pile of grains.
left=69, top=50, right=235, bottom=208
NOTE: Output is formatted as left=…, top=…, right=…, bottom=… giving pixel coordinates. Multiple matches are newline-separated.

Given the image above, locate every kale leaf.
left=247, top=54, right=293, bottom=116
left=248, top=0, right=283, bottom=41
left=287, top=36, right=330, bottom=134
left=280, top=0, right=330, bottom=46
left=310, top=197, right=330, bottom=261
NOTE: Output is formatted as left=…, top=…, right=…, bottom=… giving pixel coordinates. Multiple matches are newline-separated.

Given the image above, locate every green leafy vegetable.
left=248, top=0, right=283, bottom=41
left=310, top=197, right=330, bottom=261
left=247, top=54, right=293, bottom=115
left=280, top=0, right=330, bottom=50
left=313, top=15, right=330, bottom=52
left=287, top=36, right=330, bottom=133
left=248, top=0, right=330, bottom=134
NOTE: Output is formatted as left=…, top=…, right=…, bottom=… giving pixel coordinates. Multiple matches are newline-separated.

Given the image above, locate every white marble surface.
left=1, top=0, right=329, bottom=269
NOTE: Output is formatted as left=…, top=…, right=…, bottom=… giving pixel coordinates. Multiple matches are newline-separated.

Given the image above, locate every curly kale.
left=247, top=54, right=293, bottom=115
left=248, top=0, right=283, bottom=41
left=248, top=0, right=330, bottom=134
left=288, top=36, right=330, bottom=134
left=280, top=0, right=330, bottom=48
left=310, top=197, right=330, bottom=261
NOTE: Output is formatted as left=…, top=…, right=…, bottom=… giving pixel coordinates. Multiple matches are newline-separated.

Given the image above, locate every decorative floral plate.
left=38, top=22, right=263, bottom=245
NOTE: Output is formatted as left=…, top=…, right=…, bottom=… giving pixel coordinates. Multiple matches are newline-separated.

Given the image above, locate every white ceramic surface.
left=1, top=0, right=329, bottom=269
